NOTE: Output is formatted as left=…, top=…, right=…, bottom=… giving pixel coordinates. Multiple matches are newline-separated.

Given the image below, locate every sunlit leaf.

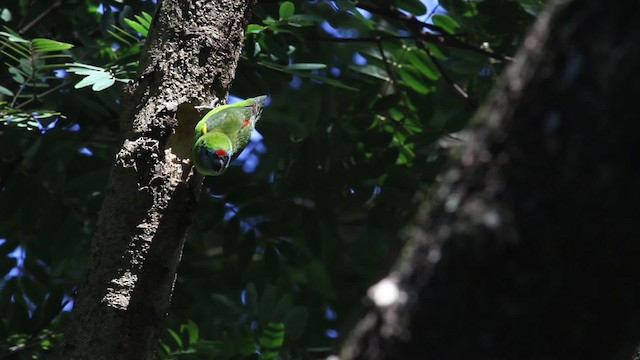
left=406, top=50, right=440, bottom=80
left=398, top=65, right=431, bottom=94
left=1, top=8, right=12, bottom=22
left=432, top=14, right=460, bottom=34
left=0, top=85, right=13, bottom=96
left=247, top=24, right=265, bottom=34
left=397, top=0, right=427, bottom=15
left=32, top=38, right=73, bottom=52
left=284, top=63, right=327, bottom=70
left=279, top=1, right=295, bottom=20
left=91, top=77, right=116, bottom=91
left=124, top=18, right=148, bottom=37
left=180, top=320, right=200, bottom=345
left=74, top=72, right=112, bottom=89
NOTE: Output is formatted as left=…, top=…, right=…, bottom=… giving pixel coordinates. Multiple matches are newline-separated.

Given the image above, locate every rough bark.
left=340, top=0, right=640, bottom=359
left=64, top=1, right=255, bottom=359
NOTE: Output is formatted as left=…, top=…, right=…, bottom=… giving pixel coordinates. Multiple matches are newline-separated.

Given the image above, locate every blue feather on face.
left=198, top=147, right=231, bottom=174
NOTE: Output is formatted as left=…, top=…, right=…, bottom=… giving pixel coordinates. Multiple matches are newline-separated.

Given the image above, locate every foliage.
left=0, top=0, right=542, bottom=358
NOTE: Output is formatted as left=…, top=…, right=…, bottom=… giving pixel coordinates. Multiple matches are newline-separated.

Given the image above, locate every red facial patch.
left=215, top=149, right=228, bottom=156
left=243, top=119, right=251, bottom=127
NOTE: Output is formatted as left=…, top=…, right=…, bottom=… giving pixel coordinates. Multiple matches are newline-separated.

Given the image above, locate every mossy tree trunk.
left=64, top=1, right=256, bottom=359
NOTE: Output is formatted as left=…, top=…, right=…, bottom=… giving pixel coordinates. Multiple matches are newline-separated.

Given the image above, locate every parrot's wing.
left=232, top=123, right=254, bottom=160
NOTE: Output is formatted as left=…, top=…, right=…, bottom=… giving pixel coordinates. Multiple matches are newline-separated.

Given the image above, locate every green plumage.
left=193, top=96, right=267, bottom=176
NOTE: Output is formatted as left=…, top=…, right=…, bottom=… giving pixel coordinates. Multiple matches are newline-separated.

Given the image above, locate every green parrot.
left=193, top=95, right=267, bottom=176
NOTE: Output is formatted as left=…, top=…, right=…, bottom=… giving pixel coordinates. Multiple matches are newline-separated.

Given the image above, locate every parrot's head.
left=193, top=132, right=234, bottom=176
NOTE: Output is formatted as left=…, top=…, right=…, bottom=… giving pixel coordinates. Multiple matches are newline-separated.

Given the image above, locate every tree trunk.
left=64, top=1, right=255, bottom=358
left=339, top=0, right=640, bottom=359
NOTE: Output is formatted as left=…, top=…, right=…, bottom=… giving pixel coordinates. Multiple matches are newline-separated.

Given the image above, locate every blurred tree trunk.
left=340, top=0, right=640, bottom=359
left=64, top=1, right=255, bottom=359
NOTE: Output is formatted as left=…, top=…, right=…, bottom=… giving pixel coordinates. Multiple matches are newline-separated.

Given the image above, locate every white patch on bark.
left=102, top=271, right=138, bottom=310
left=368, top=277, right=407, bottom=307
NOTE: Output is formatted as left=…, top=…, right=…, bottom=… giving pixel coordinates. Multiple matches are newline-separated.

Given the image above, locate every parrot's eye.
left=199, top=148, right=231, bottom=174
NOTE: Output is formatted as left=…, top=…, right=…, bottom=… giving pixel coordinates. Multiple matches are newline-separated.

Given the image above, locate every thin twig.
left=19, top=0, right=63, bottom=34
left=16, top=81, right=70, bottom=109
left=9, top=74, right=33, bottom=108
left=418, top=40, right=477, bottom=109
left=375, top=38, right=397, bottom=87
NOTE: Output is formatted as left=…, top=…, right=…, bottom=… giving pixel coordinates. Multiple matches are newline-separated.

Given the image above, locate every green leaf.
left=283, top=307, right=308, bottom=340
left=279, top=1, right=295, bottom=20
left=134, top=14, right=151, bottom=29
left=406, top=50, right=440, bottom=80
left=1, top=8, right=12, bottom=22
left=66, top=62, right=108, bottom=70
left=397, top=0, right=427, bottom=16
left=180, top=320, right=199, bottom=346
left=32, top=38, right=74, bottom=52
left=335, top=0, right=372, bottom=26
left=432, top=14, right=460, bottom=34
left=74, top=72, right=112, bottom=89
left=286, top=14, right=324, bottom=26
left=271, top=295, right=291, bottom=322
left=8, top=66, right=25, bottom=83
left=107, top=29, right=132, bottom=45
left=245, top=282, right=258, bottom=315
left=167, top=328, right=183, bottom=349
left=427, top=43, right=447, bottom=60
left=0, top=31, right=28, bottom=43
left=247, top=24, right=265, bottom=34
left=258, top=285, right=277, bottom=320
left=141, top=11, right=153, bottom=23
left=66, top=67, right=104, bottom=76
left=398, top=65, right=431, bottom=94
left=0, top=85, right=13, bottom=96
left=259, top=61, right=357, bottom=90
left=284, top=63, right=327, bottom=70
left=123, top=18, right=148, bottom=37
left=91, top=77, right=116, bottom=91
left=66, top=63, right=129, bottom=91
